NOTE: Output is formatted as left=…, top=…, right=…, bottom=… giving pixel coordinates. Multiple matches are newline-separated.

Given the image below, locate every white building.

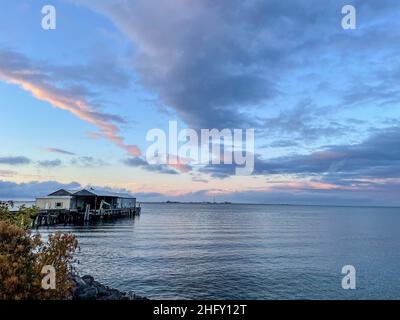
left=35, top=195, right=74, bottom=210
left=35, top=188, right=136, bottom=212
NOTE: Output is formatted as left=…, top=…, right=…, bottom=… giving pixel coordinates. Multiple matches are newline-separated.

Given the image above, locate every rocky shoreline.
left=71, top=274, right=148, bottom=300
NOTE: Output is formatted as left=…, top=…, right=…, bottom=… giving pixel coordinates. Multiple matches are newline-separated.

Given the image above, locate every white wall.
left=36, top=198, right=71, bottom=210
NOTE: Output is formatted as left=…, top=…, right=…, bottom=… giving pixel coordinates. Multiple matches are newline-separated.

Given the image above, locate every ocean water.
left=7, top=201, right=35, bottom=211
left=38, top=203, right=400, bottom=300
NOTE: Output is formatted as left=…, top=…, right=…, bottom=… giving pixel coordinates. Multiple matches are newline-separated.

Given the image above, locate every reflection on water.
left=39, top=203, right=400, bottom=299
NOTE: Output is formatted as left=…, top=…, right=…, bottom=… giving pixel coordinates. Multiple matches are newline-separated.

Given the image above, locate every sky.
left=1, top=0, right=400, bottom=206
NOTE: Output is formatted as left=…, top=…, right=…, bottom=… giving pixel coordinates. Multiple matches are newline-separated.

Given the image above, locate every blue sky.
left=1, top=0, right=400, bottom=205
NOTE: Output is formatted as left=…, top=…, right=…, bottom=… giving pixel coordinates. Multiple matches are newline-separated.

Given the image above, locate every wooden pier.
left=32, top=206, right=141, bottom=228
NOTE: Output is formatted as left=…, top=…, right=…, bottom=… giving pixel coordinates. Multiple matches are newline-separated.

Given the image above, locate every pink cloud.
left=0, top=51, right=141, bottom=157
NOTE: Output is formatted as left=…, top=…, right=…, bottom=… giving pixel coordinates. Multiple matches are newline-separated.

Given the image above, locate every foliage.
left=0, top=201, right=37, bottom=229
left=0, top=201, right=78, bottom=300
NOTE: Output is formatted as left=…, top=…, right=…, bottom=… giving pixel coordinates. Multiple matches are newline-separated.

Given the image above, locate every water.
left=38, top=203, right=400, bottom=299
left=7, top=201, right=35, bottom=211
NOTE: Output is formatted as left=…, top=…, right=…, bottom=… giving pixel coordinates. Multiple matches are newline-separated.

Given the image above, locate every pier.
left=32, top=207, right=141, bottom=228
left=33, top=188, right=141, bottom=228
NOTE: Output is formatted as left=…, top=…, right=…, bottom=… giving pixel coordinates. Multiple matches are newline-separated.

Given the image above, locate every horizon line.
left=4, top=199, right=400, bottom=209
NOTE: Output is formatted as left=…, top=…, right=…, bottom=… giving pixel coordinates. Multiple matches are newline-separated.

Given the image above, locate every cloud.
left=0, top=170, right=16, bottom=177
left=37, top=159, right=62, bottom=168
left=49, top=60, right=130, bottom=89
left=2, top=1, right=400, bottom=205
left=201, top=125, right=400, bottom=182
left=45, top=147, right=76, bottom=156
left=267, top=140, right=299, bottom=148
left=72, top=0, right=281, bottom=129
left=123, top=157, right=179, bottom=174
left=196, top=185, right=400, bottom=207
left=260, top=98, right=352, bottom=141
left=130, top=192, right=167, bottom=202
left=1, top=178, right=399, bottom=205
left=0, top=48, right=141, bottom=157
left=0, top=156, right=31, bottom=165
left=191, top=176, right=208, bottom=183
left=71, top=0, right=400, bottom=131
left=254, top=126, right=400, bottom=180
left=82, top=185, right=134, bottom=196
left=70, top=156, right=109, bottom=167
left=0, top=180, right=137, bottom=200
left=1, top=154, right=107, bottom=170
left=0, top=180, right=81, bottom=200
left=123, top=183, right=400, bottom=206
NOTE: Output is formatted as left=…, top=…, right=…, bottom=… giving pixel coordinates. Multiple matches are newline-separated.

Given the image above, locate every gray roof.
left=48, top=188, right=135, bottom=199
left=48, top=189, right=75, bottom=196
left=37, top=196, right=73, bottom=199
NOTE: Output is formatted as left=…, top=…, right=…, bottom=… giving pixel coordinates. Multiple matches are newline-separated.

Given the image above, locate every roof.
left=48, top=189, right=75, bottom=196
left=47, top=188, right=135, bottom=199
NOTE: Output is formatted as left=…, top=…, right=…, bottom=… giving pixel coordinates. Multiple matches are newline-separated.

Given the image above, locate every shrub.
left=0, top=202, right=78, bottom=300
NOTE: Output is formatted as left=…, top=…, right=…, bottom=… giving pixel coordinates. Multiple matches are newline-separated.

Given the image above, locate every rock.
left=81, top=275, right=95, bottom=285
left=125, top=291, right=138, bottom=300
left=71, top=275, right=86, bottom=287
left=74, top=286, right=98, bottom=300
left=95, top=284, right=109, bottom=297
left=71, top=274, right=148, bottom=300
left=98, top=292, right=123, bottom=300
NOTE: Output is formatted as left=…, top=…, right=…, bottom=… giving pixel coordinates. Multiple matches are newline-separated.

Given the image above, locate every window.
left=55, top=202, right=63, bottom=208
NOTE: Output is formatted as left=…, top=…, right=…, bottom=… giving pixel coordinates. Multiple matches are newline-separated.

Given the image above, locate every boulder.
left=71, top=274, right=148, bottom=300
left=74, top=286, right=98, bottom=300
left=81, top=275, right=95, bottom=285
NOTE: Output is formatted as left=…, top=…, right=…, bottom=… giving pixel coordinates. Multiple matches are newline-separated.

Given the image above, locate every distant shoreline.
left=141, top=201, right=400, bottom=209
left=3, top=199, right=400, bottom=209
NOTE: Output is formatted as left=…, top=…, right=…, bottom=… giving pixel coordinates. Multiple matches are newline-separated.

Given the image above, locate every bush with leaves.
left=0, top=201, right=78, bottom=300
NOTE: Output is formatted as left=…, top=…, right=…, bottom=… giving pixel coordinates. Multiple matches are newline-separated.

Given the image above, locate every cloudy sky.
left=1, top=0, right=400, bottom=205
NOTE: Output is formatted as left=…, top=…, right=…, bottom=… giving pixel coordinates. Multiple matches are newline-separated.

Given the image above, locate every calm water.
left=8, top=201, right=35, bottom=211
left=39, top=203, right=400, bottom=299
